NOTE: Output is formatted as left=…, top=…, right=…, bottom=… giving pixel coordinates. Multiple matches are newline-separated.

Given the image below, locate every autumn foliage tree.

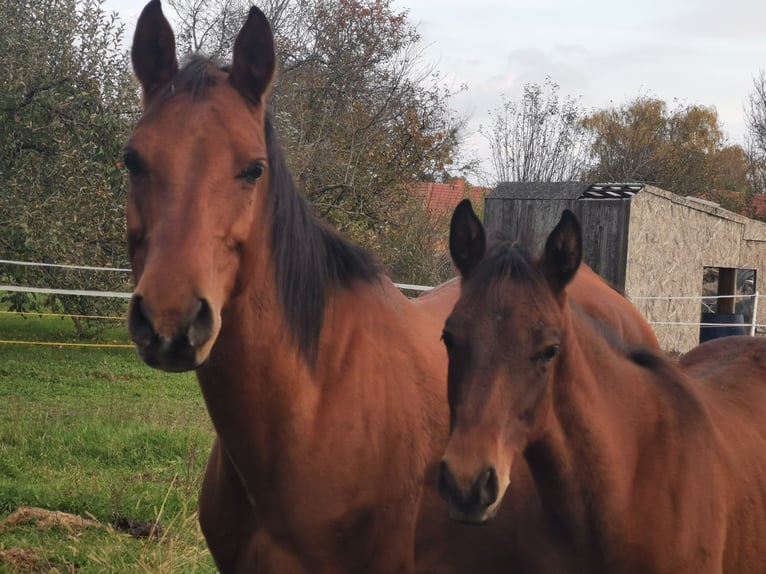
left=168, top=0, right=462, bottom=283
left=582, top=96, right=754, bottom=204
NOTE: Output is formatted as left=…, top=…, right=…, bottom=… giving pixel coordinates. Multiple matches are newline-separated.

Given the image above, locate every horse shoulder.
left=411, top=277, right=461, bottom=322
left=568, top=264, right=658, bottom=348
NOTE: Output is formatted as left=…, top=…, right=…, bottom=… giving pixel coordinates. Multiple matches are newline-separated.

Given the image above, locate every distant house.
left=699, top=189, right=766, bottom=220
left=411, top=178, right=490, bottom=217
left=753, top=194, right=766, bottom=218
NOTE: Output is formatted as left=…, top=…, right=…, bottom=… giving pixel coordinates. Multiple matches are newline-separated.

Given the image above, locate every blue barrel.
left=699, top=313, right=746, bottom=343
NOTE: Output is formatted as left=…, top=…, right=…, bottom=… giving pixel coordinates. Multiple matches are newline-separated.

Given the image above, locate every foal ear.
left=449, top=199, right=486, bottom=279
left=131, top=0, right=178, bottom=104
left=229, top=7, right=276, bottom=105
left=542, top=209, right=582, bottom=292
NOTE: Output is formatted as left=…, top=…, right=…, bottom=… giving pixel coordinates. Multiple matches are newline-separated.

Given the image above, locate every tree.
left=582, top=96, right=753, bottom=201
left=745, top=70, right=766, bottom=195
left=480, top=78, right=591, bottom=184
left=168, top=0, right=463, bottom=282
left=167, top=0, right=250, bottom=58
left=0, top=0, right=138, bottom=326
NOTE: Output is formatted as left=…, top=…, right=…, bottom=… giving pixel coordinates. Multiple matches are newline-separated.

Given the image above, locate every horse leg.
left=198, top=439, right=258, bottom=573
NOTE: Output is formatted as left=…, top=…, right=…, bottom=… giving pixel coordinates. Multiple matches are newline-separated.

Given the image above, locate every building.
left=484, top=182, right=766, bottom=353
left=412, top=178, right=490, bottom=218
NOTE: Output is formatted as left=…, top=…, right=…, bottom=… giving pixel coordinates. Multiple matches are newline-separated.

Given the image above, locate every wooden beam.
left=718, top=267, right=737, bottom=314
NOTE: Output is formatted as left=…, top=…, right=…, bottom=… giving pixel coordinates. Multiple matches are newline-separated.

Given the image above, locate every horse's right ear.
left=131, top=0, right=178, bottom=105
left=542, top=209, right=582, bottom=293
left=229, top=7, right=276, bottom=106
left=449, top=199, right=486, bottom=279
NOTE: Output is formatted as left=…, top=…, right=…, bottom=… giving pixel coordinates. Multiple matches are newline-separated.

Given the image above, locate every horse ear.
left=229, top=7, right=276, bottom=105
left=449, top=199, right=486, bottom=279
left=131, top=0, right=178, bottom=105
left=542, top=209, right=582, bottom=292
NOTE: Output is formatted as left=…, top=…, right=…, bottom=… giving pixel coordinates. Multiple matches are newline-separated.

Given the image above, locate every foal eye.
left=238, top=162, right=265, bottom=184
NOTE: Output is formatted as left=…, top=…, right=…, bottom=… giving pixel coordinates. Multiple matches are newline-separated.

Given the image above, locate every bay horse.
left=439, top=202, right=766, bottom=572
left=125, top=2, right=658, bottom=572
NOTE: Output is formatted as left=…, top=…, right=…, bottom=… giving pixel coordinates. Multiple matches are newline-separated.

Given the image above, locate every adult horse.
left=439, top=203, right=766, bottom=572
left=125, top=2, right=658, bottom=571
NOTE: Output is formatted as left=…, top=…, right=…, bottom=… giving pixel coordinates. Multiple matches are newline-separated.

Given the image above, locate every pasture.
left=0, top=311, right=215, bottom=572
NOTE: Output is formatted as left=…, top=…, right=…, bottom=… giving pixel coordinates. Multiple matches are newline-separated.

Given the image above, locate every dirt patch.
left=0, top=547, right=48, bottom=573
left=113, top=516, right=164, bottom=538
left=0, top=506, right=103, bottom=533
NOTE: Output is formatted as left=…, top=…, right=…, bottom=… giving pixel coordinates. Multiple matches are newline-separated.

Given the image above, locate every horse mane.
left=155, top=54, right=383, bottom=366
left=264, top=113, right=382, bottom=366
left=468, top=232, right=540, bottom=290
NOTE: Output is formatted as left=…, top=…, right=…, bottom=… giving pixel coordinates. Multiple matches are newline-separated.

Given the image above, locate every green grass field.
left=0, top=310, right=217, bottom=572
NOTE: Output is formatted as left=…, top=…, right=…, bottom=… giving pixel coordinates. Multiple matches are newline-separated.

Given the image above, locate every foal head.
left=437, top=200, right=582, bottom=523
left=124, top=1, right=275, bottom=371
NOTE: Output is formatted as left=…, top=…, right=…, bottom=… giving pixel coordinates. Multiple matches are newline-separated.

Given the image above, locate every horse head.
left=125, top=0, right=275, bottom=371
left=438, top=200, right=582, bottom=523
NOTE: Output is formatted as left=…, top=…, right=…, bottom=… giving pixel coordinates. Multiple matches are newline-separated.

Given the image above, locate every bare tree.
left=746, top=70, right=766, bottom=194
left=481, top=78, right=591, bottom=184
left=168, top=0, right=307, bottom=60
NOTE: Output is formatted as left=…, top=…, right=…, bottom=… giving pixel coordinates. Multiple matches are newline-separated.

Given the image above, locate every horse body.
left=196, top=283, right=443, bottom=572
left=567, top=263, right=658, bottom=347
left=680, top=337, right=766, bottom=572
left=439, top=203, right=766, bottom=572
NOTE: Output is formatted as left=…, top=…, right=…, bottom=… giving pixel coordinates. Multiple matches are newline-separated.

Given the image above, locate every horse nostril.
left=128, top=295, right=155, bottom=344
left=438, top=459, right=456, bottom=502
left=478, top=465, right=499, bottom=508
left=187, top=298, right=214, bottom=348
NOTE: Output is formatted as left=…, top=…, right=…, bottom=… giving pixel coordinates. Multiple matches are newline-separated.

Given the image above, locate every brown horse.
left=439, top=203, right=766, bottom=572
left=125, top=2, right=658, bottom=572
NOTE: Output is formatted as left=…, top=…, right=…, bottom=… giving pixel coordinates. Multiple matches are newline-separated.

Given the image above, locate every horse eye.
left=538, top=344, right=560, bottom=363
left=239, top=162, right=264, bottom=184
left=121, top=149, right=145, bottom=176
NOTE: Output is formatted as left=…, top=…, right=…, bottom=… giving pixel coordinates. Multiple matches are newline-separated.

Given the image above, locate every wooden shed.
left=484, top=182, right=766, bottom=353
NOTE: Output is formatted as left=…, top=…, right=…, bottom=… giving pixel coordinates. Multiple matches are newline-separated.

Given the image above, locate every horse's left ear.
left=450, top=199, right=486, bottom=279
left=542, top=209, right=582, bottom=292
left=131, top=0, right=179, bottom=104
left=230, top=7, right=276, bottom=105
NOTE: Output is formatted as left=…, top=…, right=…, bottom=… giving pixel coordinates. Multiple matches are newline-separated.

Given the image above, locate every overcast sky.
left=107, top=0, right=766, bottom=175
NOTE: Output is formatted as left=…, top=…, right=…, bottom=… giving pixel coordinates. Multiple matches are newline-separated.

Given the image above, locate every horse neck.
left=525, top=303, right=698, bottom=555
left=196, top=233, right=447, bottom=489
left=196, top=246, right=309, bottom=471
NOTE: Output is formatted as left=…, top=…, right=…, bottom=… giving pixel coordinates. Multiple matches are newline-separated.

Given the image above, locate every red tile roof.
left=411, top=178, right=491, bottom=216
left=699, top=190, right=766, bottom=219
left=753, top=194, right=766, bottom=217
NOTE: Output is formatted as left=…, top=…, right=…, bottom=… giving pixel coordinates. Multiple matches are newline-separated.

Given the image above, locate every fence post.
left=751, top=292, right=759, bottom=337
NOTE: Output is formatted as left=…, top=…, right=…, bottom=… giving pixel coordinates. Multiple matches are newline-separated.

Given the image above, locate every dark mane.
left=145, top=55, right=223, bottom=108
left=466, top=234, right=540, bottom=292
left=264, top=113, right=382, bottom=366
left=157, top=55, right=383, bottom=366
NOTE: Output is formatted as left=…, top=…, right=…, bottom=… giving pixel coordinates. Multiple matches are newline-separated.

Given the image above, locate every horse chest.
left=249, top=497, right=409, bottom=573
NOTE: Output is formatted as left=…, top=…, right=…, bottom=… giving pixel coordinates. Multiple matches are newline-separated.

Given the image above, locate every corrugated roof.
left=580, top=183, right=644, bottom=199
left=488, top=182, right=646, bottom=201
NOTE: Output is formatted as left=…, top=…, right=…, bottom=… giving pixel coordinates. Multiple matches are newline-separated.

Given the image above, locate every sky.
left=107, top=0, right=766, bottom=177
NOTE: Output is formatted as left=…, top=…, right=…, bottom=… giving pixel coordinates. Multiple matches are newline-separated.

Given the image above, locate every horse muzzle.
left=437, top=459, right=502, bottom=525
left=127, top=294, right=216, bottom=372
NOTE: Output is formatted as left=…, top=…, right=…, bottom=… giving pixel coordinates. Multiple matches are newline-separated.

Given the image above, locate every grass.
left=0, top=310, right=217, bottom=572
